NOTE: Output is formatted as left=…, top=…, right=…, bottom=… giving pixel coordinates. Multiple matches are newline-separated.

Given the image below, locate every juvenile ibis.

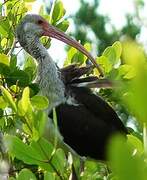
left=16, top=14, right=128, bottom=160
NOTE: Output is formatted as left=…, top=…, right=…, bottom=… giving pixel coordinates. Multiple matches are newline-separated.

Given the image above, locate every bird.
left=16, top=14, right=128, bottom=160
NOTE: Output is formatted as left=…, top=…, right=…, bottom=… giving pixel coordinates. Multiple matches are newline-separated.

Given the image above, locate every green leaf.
left=81, top=160, right=102, bottom=179
left=121, top=42, right=147, bottom=123
left=10, top=55, right=17, bottom=69
left=84, top=42, right=92, bottom=52
left=1, top=38, right=8, bottom=47
left=5, top=137, right=54, bottom=171
left=112, top=41, right=122, bottom=60
left=0, top=53, right=9, bottom=66
left=56, top=20, right=69, bottom=32
left=0, top=53, right=10, bottom=75
left=64, top=42, right=91, bottom=65
left=127, top=135, right=144, bottom=156
left=4, top=135, right=43, bottom=165
left=24, top=0, right=36, bottom=2
left=17, top=168, right=37, bottom=180
left=64, top=47, right=77, bottom=66
left=51, top=148, right=66, bottom=174
left=0, top=86, right=17, bottom=112
left=33, top=111, right=47, bottom=138
left=24, top=56, right=37, bottom=81
left=44, top=172, right=55, bottom=180
left=71, top=51, right=84, bottom=65
left=8, top=178, right=16, bottom=180
left=0, top=17, right=11, bottom=36
left=102, top=46, right=117, bottom=65
left=30, top=138, right=55, bottom=171
left=0, top=117, right=5, bottom=128
left=30, top=138, right=54, bottom=160
left=118, top=64, right=136, bottom=79
left=6, top=70, right=30, bottom=87
left=31, top=95, right=49, bottom=110
left=0, top=63, right=10, bottom=75
left=29, top=83, right=40, bottom=97
left=18, top=87, right=31, bottom=116
left=95, top=56, right=112, bottom=74
left=10, top=85, right=20, bottom=94
left=52, top=0, right=65, bottom=24
left=40, top=37, right=51, bottom=49
left=0, top=96, right=8, bottom=109
left=0, top=108, right=3, bottom=117
left=108, top=135, right=147, bottom=180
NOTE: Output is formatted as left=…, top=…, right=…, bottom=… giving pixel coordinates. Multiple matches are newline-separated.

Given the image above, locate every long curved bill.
left=42, top=23, right=104, bottom=77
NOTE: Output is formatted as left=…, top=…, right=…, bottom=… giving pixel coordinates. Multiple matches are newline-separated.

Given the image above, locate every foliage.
left=71, top=0, right=141, bottom=54
left=0, top=0, right=147, bottom=179
left=71, top=0, right=146, bottom=129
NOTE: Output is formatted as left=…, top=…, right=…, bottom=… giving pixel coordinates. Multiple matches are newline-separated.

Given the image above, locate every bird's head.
left=16, top=15, right=47, bottom=42
left=16, top=14, right=103, bottom=76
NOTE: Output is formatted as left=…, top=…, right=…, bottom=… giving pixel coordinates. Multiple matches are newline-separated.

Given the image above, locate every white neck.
left=25, top=37, right=66, bottom=106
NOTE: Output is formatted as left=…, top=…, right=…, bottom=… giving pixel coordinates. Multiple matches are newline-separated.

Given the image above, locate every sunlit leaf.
left=44, top=172, right=55, bottom=180
left=4, top=135, right=43, bottom=165
left=0, top=53, right=9, bottom=66
left=0, top=86, right=17, bottom=112
left=103, top=46, right=117, bottom=65
left=1, top=38, right=8, bottom=47
left=71, top=51, right=84, bottom=65
left=24, top=0, right=36, bottom=2
left=33, top=111, right=47, bottom=138
left=51, top=148, right=66, bottom=174
left=31, top=95, right=49, bottom=110
left=84, top=42, right=92, bottom=52
left=0, top=18, right=11, bottom=36
left=108, top=135, right=147, bottom=180
left=122, top=41, right=147, bottom=124
left=64, top=47, right=77, bottom=66
left=95, top=56, right=112, bottom=74
left=10, top=55, right=17, bottom=69
left=52, top=0, right=65, bottom=24
left=112, top=41, right=122, bottom=60
left=30, top=138, right=54, bottom=160
left=56, top=20, right=69, bottom=32
left=17, top=168, right=37, bottom=180
left=127, top=134, right=144, bottom=156
left=4, top=136, right=58, bottom=172
left=10, top=85, right=20, bottom=94
left=118, top=64, right=136, bottom=79
left=0, top=96, right=8, bottom=109
left=18, top=87, right=30, bottom=116
left=40, top=37, right=51, bottom=49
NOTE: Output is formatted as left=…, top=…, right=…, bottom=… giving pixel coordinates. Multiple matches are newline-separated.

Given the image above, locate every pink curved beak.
left=42, top=22, right=104, bottom=77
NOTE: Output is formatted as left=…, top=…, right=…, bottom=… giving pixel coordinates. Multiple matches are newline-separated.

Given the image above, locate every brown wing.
left=60, top=64, right=114, bottom=89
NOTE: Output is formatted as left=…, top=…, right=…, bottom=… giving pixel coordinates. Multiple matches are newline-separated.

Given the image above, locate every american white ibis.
left=16, top=14, right=128, bottom=160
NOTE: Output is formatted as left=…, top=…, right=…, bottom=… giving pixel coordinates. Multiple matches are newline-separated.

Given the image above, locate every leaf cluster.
left=0, top=0, right=147, bottom=180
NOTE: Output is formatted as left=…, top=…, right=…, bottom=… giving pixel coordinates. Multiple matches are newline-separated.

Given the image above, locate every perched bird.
left=16, top=14, right=128, bottom=160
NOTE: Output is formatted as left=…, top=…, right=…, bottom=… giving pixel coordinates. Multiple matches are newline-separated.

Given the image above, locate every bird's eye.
left=38, top=20, right=43, bottom=24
